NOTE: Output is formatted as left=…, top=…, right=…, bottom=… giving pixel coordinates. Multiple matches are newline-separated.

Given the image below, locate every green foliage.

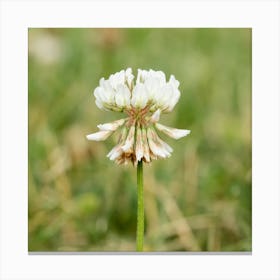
left=28, top=28, right=251, bottom=252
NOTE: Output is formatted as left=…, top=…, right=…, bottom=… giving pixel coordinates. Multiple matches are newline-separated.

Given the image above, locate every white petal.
left=95, top=99, right=105, bottom=110
left=136, top=69, right=142, bottom=83
left=145, top=76, right=161, bottom=101
left=118, top=126, right=129, bottom=143
left=98, top=77, right=105, bottom=87
left=169, top=74, right=180, bottom=88
left=125, top=67, right=134, bottom=88
left=155, top=123, right=191, bottom=139
left=141, top=128, right=151, bottom=162
left=86, top=130, right=113, bottom=141
left=115, top=84, right=131, bottom=108
left=144, top=73, right=181, bottom=113
left=135, top=127, right=144, bottom=161
left=94, top=83, right=115, bottom=110
left=164, top=88, right=180, bottom=113
left=125, top=67, right=132, bottom=76
left=109, top=70, right=125, bottom=89
left=93, top=86, right=105, bottom=102
left=150, top=84, right=171, bottom=112
left=147, top=127, right=170, bottom=158
left=150, top=109, right=161, bottom=123
left=131, top=83, right=148, bottom=109
left=107, top=145, right=117, bottom=158
left=147, top=139, right=165, bottom=158
left=107, top=145, right=123, bottom=161
left=149, top=69, right=166, bottom=85
left=136, top=69, right=148, bottom=83
left=97, top=118, right=126, bottom=131
left=98, top=79, right=114, bottom=101
left=121, top=125, right=135, bottom=152
left=158, top=138, right=173, bottom=153
left=149, top=127, right=173, bottom=155
left=159, top=84, right=173, bottom=105
left=106, top=126, right=128, bottom=160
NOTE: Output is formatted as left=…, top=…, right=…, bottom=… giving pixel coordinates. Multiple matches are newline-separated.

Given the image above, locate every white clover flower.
left=87, top=68, right=191, bottom=165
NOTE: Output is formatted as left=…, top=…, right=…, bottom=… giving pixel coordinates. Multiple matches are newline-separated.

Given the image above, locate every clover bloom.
left=86, top=68, right=190, bottom=166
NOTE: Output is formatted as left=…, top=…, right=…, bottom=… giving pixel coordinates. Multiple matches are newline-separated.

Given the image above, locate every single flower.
left=87, top=68, right=191, bottom=166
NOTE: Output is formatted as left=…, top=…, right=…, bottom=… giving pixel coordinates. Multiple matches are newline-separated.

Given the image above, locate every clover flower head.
left=87, top=68, right=191, bottom=166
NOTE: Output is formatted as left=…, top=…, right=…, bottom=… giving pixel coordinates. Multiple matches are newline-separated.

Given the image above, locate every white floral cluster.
left=94, top=68, right=180, bottom=113
left=87, top=68, right=190, bottom=166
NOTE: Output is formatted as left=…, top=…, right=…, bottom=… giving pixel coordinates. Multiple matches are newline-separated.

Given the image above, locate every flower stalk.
left=136, top=160, right=144, bottom=251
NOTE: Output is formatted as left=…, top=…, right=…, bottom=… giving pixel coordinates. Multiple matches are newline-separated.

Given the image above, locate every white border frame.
left=1, top=0, right=279, bottom=279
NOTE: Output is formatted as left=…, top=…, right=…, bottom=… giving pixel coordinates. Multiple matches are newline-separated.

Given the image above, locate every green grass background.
left=28, top=28, right=251, bottom=252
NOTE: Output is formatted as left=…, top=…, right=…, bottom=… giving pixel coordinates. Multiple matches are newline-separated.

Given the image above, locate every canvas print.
left=28, top=28, right=251, bottom=252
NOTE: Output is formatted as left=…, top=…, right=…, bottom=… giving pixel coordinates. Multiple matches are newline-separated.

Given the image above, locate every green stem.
left=136, top=160, right=144, bottom=251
